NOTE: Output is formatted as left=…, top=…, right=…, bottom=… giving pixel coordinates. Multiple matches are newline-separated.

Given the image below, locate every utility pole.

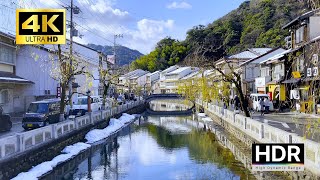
left=113, top=34, right=123, bottom=66
left=68, top=0, right=74, bottom=106
left=68, top=0, right=79, bottom=106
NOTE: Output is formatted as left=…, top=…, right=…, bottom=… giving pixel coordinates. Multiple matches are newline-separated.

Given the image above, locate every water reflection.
left=42, top=115, right=256, bottom=180
left=149, top=99, right=193, bottom=111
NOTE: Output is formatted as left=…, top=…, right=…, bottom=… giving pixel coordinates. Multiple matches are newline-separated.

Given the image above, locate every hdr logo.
left=16, top=9, right=66, bottom=44
left=252, top=144, right=304, bottom=171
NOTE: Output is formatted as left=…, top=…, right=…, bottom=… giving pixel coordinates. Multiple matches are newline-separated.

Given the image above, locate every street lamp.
left=86, top=90, right=91, bottom=113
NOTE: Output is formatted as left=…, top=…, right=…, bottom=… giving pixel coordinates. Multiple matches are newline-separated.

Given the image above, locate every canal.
left=41, top=100, right=258, bottom=180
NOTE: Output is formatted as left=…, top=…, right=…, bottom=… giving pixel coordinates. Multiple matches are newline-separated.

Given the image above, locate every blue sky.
left=0, top=0, right=246, bottom=54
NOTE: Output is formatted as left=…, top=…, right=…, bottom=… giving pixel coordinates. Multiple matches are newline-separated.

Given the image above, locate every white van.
left=70, top=96, right=102, bottom=116
left=250, top=94, right=274, bottom=111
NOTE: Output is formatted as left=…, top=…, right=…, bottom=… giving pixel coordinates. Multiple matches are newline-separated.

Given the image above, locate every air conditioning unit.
left=313, top=54, right=319, bottom=65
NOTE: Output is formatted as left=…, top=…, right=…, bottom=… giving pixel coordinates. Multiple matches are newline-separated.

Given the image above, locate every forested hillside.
left=131, top=0, right=310, bottom=72
left=88, top=44, right=143, bottom=66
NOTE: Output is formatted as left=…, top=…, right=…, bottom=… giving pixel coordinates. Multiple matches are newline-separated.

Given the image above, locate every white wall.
left=16, top=46, right=59, bottom=97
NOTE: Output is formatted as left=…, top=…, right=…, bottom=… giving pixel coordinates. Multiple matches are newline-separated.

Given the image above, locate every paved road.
left=0, top=122, right=24, bottom=138
left=225, top=106, right=320, bottom=142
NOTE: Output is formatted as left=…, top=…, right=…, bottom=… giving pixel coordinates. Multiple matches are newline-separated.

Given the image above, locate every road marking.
left=265, top=119, right=290, bottom=128
left=281, top=122, right=290, bottom=128
left=13, top=122, right=22, bottom=125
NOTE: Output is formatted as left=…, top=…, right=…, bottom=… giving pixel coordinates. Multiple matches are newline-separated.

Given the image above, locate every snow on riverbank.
left=12, top=143, right=91, bottom=180
left=12, top=113, right=136, bottom=180
left=85, top=113, right=136, bottom=143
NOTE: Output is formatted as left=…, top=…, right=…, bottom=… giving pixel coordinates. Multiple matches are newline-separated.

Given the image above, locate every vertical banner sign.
left=16, top=9, right=66, bottom=44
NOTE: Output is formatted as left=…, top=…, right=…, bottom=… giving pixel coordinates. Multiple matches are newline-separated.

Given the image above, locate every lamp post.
left=86, top=90, right=92, bottom=113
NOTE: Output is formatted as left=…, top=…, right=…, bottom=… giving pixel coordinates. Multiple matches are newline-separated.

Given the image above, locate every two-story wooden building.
left=282, top=8, right=320, bottom=113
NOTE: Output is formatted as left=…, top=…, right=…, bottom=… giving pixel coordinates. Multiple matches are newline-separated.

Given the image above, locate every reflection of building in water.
left=147, top=115, right=201, bottom=134
left=149, top=99, right=192, bottom=111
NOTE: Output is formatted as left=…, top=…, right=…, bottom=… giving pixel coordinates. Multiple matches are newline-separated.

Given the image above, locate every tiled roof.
left=0, top=72, right=34, bottom=84
left=167, top=67, right=190, bottom=75
left=248, top=48, right=272, bottom=55
left=228, top=51, right=258, bottom=59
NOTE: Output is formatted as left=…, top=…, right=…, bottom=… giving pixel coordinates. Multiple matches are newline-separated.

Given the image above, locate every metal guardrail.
left=196, top=100, right=320, bottom=176
left=0, top=100, right=143, bottom=161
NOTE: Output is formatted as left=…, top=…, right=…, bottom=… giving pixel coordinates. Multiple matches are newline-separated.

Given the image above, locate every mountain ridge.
left=87, top=44, right=144, bottom=66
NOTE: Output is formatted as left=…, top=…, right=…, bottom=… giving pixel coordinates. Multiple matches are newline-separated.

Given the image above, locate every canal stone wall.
left=0, top=101, right=145, bottom=180
left=196, top=99, right=320, bottom=180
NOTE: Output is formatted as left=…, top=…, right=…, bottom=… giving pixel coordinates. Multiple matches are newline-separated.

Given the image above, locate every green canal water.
left=43, top=100, right=257, bottom=180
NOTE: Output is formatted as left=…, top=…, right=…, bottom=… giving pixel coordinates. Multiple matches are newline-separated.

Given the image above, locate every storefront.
left=255, top=76, right=271, bottom=94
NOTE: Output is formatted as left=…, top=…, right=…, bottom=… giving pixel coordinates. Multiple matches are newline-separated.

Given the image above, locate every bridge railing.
left=0, top=100, right=143, bottom=162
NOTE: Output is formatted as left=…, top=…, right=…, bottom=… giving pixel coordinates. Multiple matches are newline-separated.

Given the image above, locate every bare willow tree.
left=30, top=45, right=92, bottom=120
left=308, top=0, right=320, bottom=9
left=184, top=46, right=251, bottom=117
left=96, top=65, right=120, bottom=109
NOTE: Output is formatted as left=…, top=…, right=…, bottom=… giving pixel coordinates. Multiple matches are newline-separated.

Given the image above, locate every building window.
left=0, top=89, right=9, bottom=104
left=295, top=26, right=305, bottom=44
left=0, top=44, right=15, bottom=64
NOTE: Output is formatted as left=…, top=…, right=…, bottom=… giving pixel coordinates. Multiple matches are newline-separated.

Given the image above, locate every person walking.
left=264, top=98, right=270, bottom=114
left=248, top=96, right=254, bottom=114
left=234, top=95, right=240, bottom=110
left=259, top=97, right=265, bottom=116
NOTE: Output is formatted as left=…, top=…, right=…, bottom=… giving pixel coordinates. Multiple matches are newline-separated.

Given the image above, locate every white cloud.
left=31, top=0, right=177, bottom=54
left=122, top=19, right=175, bottom=53
left=38, top=0, right=60, bottom=7
left=90, top=0, right=129, bottom=17
left=167, top=1, right=192, bottom=9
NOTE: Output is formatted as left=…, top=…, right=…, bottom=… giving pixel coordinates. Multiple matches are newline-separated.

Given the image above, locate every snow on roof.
left=181, top=71, right=200, bottom=80
left=228, top=51, right=258, bottom=59
left=166, top=67, right=190, bottom=75
left=149, top=70, right=160, bottom=76
left=129, top=71, right=149, bottom=79
left=123, top=69, right=145, bottom=77
left=162, top=65, right=179, bottom=74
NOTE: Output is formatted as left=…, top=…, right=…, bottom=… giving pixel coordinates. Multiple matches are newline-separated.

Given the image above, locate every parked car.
left=0, top=106, right=12, bottom=132
left=22, top=99, right=61, bottom=130
left=250, top=94, right=274, bottom=111
left=69, top=96, right=102, bottom=117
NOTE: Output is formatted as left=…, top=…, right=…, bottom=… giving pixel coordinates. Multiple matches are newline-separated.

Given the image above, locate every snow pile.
left=202, top=117, right=213, bottom=122
left=12, top=113, right=136, bottom=180
left=85, top=113, right=135, bottom=144
left=12, top=143, right=91, bottom=180
left=198, top=113, right=207, bottom=117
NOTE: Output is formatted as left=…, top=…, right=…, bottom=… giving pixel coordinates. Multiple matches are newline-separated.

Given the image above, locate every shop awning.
left=0, top=72, right=34, bottom=84
left=282, top=78, right=301, bottom=84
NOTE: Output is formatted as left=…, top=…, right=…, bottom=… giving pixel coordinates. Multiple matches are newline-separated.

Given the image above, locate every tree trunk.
left=59, top=83, right=67, bottom=121
left=58, top=44, right=66, bottom=121
left=235, top=82, right=250, bottom=117
left=102, top=82, right=110, bottom=110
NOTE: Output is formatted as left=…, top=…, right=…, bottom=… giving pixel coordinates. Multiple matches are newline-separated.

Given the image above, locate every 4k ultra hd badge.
left=16, top=9, right=66, bottom=44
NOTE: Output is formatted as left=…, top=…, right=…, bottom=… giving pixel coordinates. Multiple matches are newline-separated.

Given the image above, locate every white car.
left=250, top=93, right=274, bottom=111
left=70, top=96, right=102, bottom=116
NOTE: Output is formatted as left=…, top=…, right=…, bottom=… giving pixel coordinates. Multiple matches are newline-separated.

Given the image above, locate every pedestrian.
left=259, top=97, right=265, bottom=116
left=264, top=98, right=270, bottom=114
left=248, top=96, right=253, bottom=113
left=234, top=95, right=240, bottom=110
